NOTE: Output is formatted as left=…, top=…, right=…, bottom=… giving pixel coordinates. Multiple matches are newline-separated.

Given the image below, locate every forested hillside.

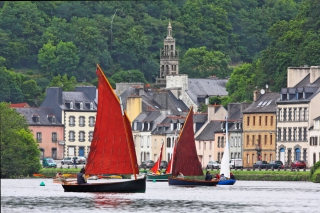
left=0, top=0, right=319, bottom=107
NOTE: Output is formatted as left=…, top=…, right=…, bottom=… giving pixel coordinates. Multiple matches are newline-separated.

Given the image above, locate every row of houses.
left=11, top=65, right=320, bottom=168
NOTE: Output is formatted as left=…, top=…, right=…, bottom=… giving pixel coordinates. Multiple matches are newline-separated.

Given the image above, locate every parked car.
left=253, top=161, right=269, bottom=169
left=206, top=161, right=220, bottom=169
left=139, top=161, right=147, bottom=169
left=61, top=157, right=74, bottom=165
left=269, top=160, right=284, bottom=169
left=291, top=160, right=306, bottom=169
left=145, top=160, right=155, bottom=169
left=42, top=158, right=57, bottom=168
left=76, top=156, right=87, bottom=165
left=229, top=159, right=243, bottom=169
left=160, top=161, right=168, bottom=169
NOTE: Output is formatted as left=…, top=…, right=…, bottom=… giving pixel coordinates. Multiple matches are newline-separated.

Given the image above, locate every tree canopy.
left=0, top=102, right=42, bottom=178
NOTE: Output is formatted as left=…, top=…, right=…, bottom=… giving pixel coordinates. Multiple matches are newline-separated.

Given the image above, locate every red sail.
left=85, top=65, right=139, bottom=175
left=150, top=143, right=164, bottom=173
left=171, top=107, right=203, bottom=177
left=165, top=145, right=175, bottom=174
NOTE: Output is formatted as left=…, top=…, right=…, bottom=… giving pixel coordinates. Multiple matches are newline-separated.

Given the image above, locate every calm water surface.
left=1, top=179, right=319, bottom=213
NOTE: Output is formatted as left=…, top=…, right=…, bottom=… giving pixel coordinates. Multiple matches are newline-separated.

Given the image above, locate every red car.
left=291, top=160, right=306, bottom=169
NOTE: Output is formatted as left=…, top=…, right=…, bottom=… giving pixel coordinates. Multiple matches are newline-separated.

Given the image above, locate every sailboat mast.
left=120, top=97, right=137, bottom=180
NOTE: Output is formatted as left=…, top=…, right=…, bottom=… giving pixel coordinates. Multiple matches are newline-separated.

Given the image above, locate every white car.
left=206, top=161, right=220, bottom=169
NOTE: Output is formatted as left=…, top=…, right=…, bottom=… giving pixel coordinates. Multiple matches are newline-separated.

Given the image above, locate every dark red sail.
left=171, top=107, right=203, bottom=177
left=85, top=65, right=139, bottom=175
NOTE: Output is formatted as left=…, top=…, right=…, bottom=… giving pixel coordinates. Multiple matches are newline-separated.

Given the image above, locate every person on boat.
left=220, top=173, right=226, bottom=181
left=205, top=171, right=213, bottom=181
left=55, top=172, right=63, bottom=179
left=77, top=168, right=88, bottom=184
left=230, top=173, right=235, bottom=180
left=177, top=172, right=184, bottom=178
left=215, top=173, right=220, bottom=180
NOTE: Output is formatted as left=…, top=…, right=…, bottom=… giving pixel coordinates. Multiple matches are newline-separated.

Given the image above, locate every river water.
left=1, top=179, right=319, bottom=213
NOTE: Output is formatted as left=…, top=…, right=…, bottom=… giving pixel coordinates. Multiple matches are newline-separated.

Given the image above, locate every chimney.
left=253, top=90, right=259, bottom=102
left=45, top=87, right=62, bottom=105
left=310, top=66, right=320, bottom=84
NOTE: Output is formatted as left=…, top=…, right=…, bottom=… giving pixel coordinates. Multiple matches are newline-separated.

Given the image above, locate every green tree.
left=0, top=102, right=41, bottom=178
left=21, top=79, right=40, bottom=105
left=111, top=70, right=148, bottom=84
left=37, top=41, right=57, bottom=77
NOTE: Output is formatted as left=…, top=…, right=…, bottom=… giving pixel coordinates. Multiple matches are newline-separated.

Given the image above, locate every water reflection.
left=1, top=179, right=320, bottom=213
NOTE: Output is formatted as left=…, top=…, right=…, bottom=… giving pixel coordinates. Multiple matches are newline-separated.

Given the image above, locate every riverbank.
left=31, top=167, right=319, bottom=182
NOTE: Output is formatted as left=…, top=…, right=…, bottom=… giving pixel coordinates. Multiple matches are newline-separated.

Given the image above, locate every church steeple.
left=167, top=21, right=172, bottom=39
left=156, top=21, right=179, bottom=86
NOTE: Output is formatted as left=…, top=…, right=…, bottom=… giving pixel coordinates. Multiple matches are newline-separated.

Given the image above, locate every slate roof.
left=195, top=121, right=221, bottom=141
left=15, top=108, right=63, bottom=126
left=243, top=93, right=280, bottom=113
left=194, top=113, right=207, bottom=123
left=119, top=87, right=189, bottom=116
left=152, top=114, right=188, bottom=135
left=186, top=78, right=228, bottom=106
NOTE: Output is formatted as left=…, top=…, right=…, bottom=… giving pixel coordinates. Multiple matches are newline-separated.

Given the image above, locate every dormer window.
left=70, top=102, right=74, bottom=109
left=134, top=122, right=137, bottom=131
left=170, top=123, right=173, bottom=131
left=80, top=102, right=83, bottom=110
left=141, top=123, right=144, bottom=131
left=32, top=114, right=40, bottom=123
left=147, top=123, right=150, bottom=131
left=90, top=102, right=93, bottom=110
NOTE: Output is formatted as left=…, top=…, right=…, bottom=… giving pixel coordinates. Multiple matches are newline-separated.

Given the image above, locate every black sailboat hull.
left=168, top=177, right=219, bottom=186
left=62, top=176, right=146, bottom=193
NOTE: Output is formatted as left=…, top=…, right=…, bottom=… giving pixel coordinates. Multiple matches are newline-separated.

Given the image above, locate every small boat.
left=168, top=107, right=219, bottom=186
left=147, top=142, right=172, bottom=181
left=217, top=117, right=236, bottom=186
left=62, top=65, right=146, bottom=193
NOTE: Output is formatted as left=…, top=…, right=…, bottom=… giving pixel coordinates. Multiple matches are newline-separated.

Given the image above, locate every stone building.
left=242, top=91, right=279, bottom=167
left=276, top=66, right=320, bottom=167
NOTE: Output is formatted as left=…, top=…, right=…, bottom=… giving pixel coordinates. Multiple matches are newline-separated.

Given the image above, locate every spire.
left=166, top=21, right=172, bottom=39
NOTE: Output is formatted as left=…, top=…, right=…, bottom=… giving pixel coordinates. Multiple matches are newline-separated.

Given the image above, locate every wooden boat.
left=218, top=117, right=236, bottom=186
left=62, top=65, right=146, bottom=193
left=168, top=107, right=219, bottom=186
left=147, top=142, right=172, bottom=181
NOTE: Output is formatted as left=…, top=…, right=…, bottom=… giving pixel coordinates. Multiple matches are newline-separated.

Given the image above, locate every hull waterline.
left=147, top=174, right=172, bottom=181
left=62, top=176, right=146, bottom=193
left=217, top=179, right=236, bottom=185
left=168, top=177, right=219, bottom=186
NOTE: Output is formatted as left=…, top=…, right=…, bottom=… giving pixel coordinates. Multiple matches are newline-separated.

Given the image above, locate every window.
left=218, top=137, right=220, bottom=148
left=247, top=154, right=249, bottom=164
left=303, top=128, right=307, bottom=141
left=246, top=135, right=249, bottom=146
left=252, top=154, right=255, bottom=163
left=141, top=136, right=144, bottom=148
left=270, top=154, right=272, bottom=161
left=299, top=108, right=303, bottom=121
left=80, top=102, right=83, bottom=110
left=303, top=149, right=307, bottom=161
left=90, top=102, right=93, bottom=110
left=238, top=137, right=241, bottom=147
left=218, top=153, right=221, bottom=162
left=265, top=116, right=267, bottom=126
left=288, top=128, right=292, bottom=141
left=283, top=129, right=287, bottom=141
left=68, top=146, right=75, bottom=156
left=278, top=128, right=281, bottom=141
left=231, top=153, right=233, bottom=159
left=293, top=108, right=296, bottom=121
left=264, top=154, right=267, bottom=161
left=234, top=137, right=237, bottom=147
left=231, top=137, right=233, bottom=147
left=69, top=116, right=75, bottom=127
left=253, top=116, right=256, bottom=126
left=79, top=116, right=85, bottom=127
left=221, top=137, right=224, bottom=148
left=36, top=116, right=40, bottom=123
left=264, top=135, right=267, bottom=145
left=283, top=108, right=287, bottom=121
left=52, top=132, right=57, bottom=142
left=147, top=136, right=150, bottom=148
left=79, top=131, right=85, bottom=142
left=270, top=135, right=272, bottom=145
left=36, top=132, right=42, bottom=142
left=252, top=135, right=255, bottom=146
left=89, top=116, right=95, bottom=127
left=89, top=131, right=93, bottom=142
left=304, top=108, right=307, bottom=121
left=295, top=148, right=301, bottom=160
left=247, top=116, right=250, bottom=126
left=271, top=116, right=273, bottom=126
left=52, top=116, right=56, bottom=124
left=293, top=128, right=296, bottom=141
left=288, top=108, right=292, bottom=120
left=298, top=128, right=302, bottom=141
left=259, top=116, right=261, bottom=126
left=69, top=131, right=75, bottom=142
left=70, top=102, right=74, bottom=109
